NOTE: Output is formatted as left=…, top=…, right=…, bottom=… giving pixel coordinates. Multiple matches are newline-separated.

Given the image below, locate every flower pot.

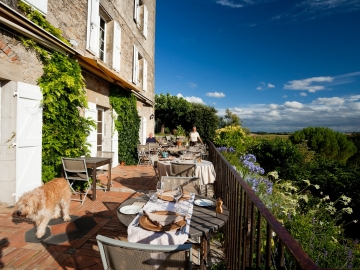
left=120, top=161, right=125, bottom=166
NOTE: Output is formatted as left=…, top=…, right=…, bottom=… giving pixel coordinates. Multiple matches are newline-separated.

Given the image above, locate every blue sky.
left=154, top=0, right=360, bottom=132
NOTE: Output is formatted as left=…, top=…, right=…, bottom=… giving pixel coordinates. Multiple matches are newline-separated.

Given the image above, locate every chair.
left=62, top=157, right=92, bottom=204
left=161, top=176, right=201, bottom=195
left=137, top=144, right=150, bottom=166
left=150, top=155, right=159, bottom=180
left=170, top=162, right=196, bottom=177
left=96, top=235, right=193, bottom=269
left=148, top=142, right=160, bottom=156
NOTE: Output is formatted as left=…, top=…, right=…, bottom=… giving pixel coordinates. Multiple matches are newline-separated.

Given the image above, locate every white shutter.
left=143, top=5, right=148, bottom=38
left=15, top=82, right=43, bottom=201
left=23, top=0, right=47, bottom=15
left=86, top=0, right=100, bottom=56
left=143, top=58, right=148, bottom=91
left=112, top=21, right=121, bottom=72
left=85, top=102, right=97, bottom=157
left=132, top=45, right=138, bottom=84
left=134, top=0, right=139, bottom=24
left=111, top=109, right=119, bottom=167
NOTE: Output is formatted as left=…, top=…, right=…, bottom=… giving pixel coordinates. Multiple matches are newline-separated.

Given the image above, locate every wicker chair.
left=170, top=162, right=196, bottom=177
left=161, top=176, right=201, bottom=195
left=96, top=235, right=193, bottom=269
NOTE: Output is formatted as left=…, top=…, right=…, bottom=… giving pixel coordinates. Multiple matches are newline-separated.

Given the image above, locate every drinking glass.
left=172, top=186, right=183, bottom=212
left=156, top=181, right=164, bottom=205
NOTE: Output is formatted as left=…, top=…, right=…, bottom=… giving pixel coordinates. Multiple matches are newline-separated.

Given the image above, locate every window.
left=23, top=0, right=47, bottom=15
left=134, top=0, right=148, bottom=38
left=87, top=0, right=122, bottom=71
left=97, top=108, right=104, bottom=151
left=132, top=46, right=148, bottom=91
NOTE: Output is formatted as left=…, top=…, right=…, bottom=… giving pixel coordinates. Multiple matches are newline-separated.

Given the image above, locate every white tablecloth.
left=158, top=160, right=216, bottom=185
left=127, top=195, right=195, bottom=245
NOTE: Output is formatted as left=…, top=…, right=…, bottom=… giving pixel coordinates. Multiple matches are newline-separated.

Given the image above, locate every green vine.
left=18, top=1, right=95, bottom=182
left=17, top=1, right=70, bottom=45
left=109, top=86, right=140, bottom=165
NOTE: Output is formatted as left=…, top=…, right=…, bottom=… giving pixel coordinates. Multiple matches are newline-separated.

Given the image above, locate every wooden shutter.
left=143, top=58, right=148, bottom=91
left=143, top=5, right=148, bottom=38
left=134, top=0, right=139, bottom=24
left=86, top=0, right=100, bottom=56
left=23, top=0, right=47, bottom=15
left=112, top=21, right=121, bottom=72
left=132, top=45, right=138, bottom=84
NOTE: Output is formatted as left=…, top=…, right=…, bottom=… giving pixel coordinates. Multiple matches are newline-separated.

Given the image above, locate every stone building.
left=0, top=0, right=156, bottom=204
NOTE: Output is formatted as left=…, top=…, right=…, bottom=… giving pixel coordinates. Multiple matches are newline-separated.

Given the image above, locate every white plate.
left=194, top=199, right=214, bottom=207
left=119, top=205, right=141, bottom=215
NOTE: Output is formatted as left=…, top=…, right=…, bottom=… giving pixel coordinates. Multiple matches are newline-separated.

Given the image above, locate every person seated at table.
left=146, top=132, right=157, bottom=143
left=189, top=126, right=203, bottom=146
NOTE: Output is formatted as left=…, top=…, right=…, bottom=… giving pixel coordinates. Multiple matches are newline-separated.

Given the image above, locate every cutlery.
left=133, top=212, right=143, bottom=227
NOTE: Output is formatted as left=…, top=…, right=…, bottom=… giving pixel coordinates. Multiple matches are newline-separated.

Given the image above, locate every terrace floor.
left=0, top=165, right=224, bottom=269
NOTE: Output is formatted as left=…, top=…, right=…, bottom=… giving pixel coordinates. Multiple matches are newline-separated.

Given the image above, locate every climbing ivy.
left=17, top=1, right=70, bottom=45
left=110, top=86, right=140, bottom=165
left=18, top=1, right=95, bottom=182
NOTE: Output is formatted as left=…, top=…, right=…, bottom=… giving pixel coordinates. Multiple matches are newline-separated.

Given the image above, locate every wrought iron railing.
left=208, top=142, right=335, bottom=270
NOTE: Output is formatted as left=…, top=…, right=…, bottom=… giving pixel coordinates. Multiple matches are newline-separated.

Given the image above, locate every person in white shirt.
left=188, top=126, right=203, bottom=146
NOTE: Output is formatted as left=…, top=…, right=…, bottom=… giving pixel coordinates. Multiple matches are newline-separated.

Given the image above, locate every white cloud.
left=206, top=92, right=226, bottom=98
left=284, top=101, right=304, bottom=109
left=313, top=97, right=345, bottom=106
left=300, top=92, right=307, bottom=96
left=284, top=76, right=333, bottom=92
left=188, top=82, right=197, bottom=89
left=216, top=0, right=243, bottom=8
left=177, top=93, right=204, bottom=104
left=257, top=81, right=275, bottom=90
left=216, top=94, right=360, bottom=132
left=282, top=95, right=288, bottom=98
left=233, top=107, right=243, bottom=112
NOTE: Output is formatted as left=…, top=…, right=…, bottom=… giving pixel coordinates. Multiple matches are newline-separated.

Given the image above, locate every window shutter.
left=143, top=5, right=148, bottom=38
left=132, top=45, right=138, bottom=84
left=143, top=59, right=148, bottom=91
left=23, top=0, right=48, bottom=15
left=86, top=0, right=100, bottom=56
left=134, top=0, right=139, bottom=24
left=112, top=21, right=121, bottom=72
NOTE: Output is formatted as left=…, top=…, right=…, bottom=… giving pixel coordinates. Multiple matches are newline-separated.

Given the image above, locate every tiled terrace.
left=0, top=165, right=159, bottom=269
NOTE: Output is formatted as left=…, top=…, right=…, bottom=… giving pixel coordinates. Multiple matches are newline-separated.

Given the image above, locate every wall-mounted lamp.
left=150, top=114, right=154, bottom=120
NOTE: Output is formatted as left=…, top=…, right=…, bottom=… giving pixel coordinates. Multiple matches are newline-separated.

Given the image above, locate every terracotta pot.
left=120, top=161, right=125, bottom=166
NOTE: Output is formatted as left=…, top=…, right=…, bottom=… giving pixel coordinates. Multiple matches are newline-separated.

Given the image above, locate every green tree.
left=289, top=127, right=357, bottom=164
left=219, top=108, right=241, bottom=127
left=185, top=103, right=219, bottom=142
left=155, top=93, right=191, bottom=133
left=347, top=132, right=360, bottom=168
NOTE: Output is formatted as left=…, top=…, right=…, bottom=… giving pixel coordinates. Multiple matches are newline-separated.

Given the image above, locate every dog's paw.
left=35, top=230, right=45, bottom=239
left=52, top=215, right=61, bottom=219
left=63, top=216, right=71, bottom=222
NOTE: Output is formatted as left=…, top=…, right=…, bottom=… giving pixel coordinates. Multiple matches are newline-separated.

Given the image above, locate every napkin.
left=143, top=211, right=184, bottom=227
left=161, top=191, right=191, bottom=200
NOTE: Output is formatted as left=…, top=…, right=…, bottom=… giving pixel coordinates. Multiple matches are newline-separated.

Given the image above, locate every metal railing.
left=208, top=142, right=335, bottom=270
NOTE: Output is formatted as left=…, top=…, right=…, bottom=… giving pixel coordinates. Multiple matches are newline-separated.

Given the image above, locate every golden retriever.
left=14, top=178, right=72, bottom=238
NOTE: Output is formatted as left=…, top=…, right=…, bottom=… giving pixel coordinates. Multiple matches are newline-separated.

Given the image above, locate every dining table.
left=117, top=195, right=228, bottom=269
left=157, top=160, right=216, bottom=185
left=84, top=157, right=112, bottom=201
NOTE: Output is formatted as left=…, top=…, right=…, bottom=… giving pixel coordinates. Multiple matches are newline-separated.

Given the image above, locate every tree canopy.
left=219, top=108, right=241, bottom=127
left=289, top=127, right=357, bottom=164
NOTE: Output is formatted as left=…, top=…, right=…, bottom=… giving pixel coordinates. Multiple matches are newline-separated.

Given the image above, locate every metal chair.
left=137, top=144, right=150, bottom=166
left=170, top=162, right=196, bottom=177
left=150, top=155, right=159, bottom=180
left=96, top=235, right=193, bottom=269
left=148, top=142, right=160, bottom=156
left=62, top=157, right=92, bottom=204
left=161, top=176, right=201, bottom=195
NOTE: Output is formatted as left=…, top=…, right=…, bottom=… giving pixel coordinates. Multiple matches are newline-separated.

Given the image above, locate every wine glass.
left=156, top=181, right=164, bottom=205
left=172, top=186, right=183, bottom=212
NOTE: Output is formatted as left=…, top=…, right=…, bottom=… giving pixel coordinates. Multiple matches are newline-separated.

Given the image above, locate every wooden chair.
left=62, top=157, right=92, bottom=204
left=96, top=235, right=193, bottom=269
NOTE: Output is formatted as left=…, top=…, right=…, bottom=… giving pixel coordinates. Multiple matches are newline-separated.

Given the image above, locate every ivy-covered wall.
left=110, top=86, right=140, bottom=165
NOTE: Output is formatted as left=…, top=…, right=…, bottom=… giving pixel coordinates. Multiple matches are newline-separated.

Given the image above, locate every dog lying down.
left=15, top=178, right=72, bottom=238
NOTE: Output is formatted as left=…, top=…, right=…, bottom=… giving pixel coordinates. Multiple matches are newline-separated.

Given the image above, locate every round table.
left=117, top=196, right=229, bottom=269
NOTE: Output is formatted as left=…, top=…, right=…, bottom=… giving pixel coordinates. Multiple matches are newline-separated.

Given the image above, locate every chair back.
left=62, top=158, right=88, bottom=176
left=150, top=155, right=159, bottom=166
left=96, top=235, right=192, bottom=269
left=170, top=162, right=195, bottom=177
left=162, top=176, right=200, bottom=195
